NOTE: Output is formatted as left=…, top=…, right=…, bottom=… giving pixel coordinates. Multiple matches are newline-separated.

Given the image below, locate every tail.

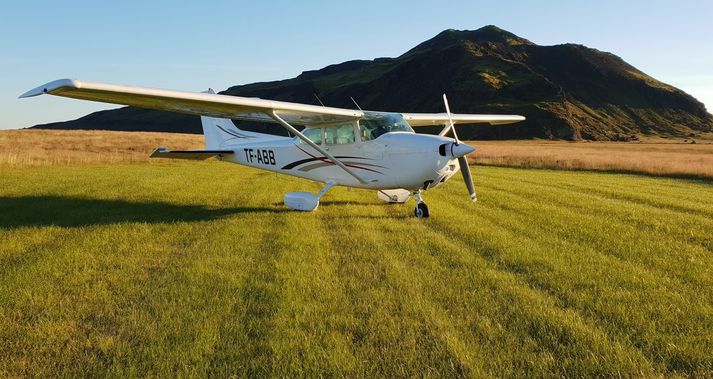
left=200, top=115, right=245, bottom=150
left=200, top=88, right=277, bottom=149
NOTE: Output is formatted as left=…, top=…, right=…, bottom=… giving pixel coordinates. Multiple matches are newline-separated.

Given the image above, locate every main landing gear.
left=413, top=190, right=429, bottom=218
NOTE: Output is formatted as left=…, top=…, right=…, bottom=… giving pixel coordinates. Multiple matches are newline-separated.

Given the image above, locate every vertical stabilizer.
left=199, top=88, right=278, bottom=149
left=200, top=115, right=243, bottom=150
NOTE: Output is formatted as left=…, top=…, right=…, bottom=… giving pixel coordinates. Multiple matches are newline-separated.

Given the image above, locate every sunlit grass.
left=0, top=129, right=202, bottom=166
left=471, top=139, right=713, bottom=179
left=1, top=161, right=711, bottom=377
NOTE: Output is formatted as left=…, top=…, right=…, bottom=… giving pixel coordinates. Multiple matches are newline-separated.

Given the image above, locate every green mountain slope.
left=32, top=25, right=713, bottom=140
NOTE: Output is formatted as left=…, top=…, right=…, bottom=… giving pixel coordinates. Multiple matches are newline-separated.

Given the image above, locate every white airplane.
left=21, top=79, right=524, bottom=217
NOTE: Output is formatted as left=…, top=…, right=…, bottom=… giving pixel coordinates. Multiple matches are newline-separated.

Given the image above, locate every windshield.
left=358, top=112, right=414, bottom=141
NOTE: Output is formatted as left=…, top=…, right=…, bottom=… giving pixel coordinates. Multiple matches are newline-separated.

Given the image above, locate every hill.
left=32, top=25, right=713, bottom=140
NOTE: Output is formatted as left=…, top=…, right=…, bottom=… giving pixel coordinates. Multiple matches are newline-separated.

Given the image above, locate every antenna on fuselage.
left=350, top=97, right=363, bottom=111
left=313, top=93, right=326, bottom=107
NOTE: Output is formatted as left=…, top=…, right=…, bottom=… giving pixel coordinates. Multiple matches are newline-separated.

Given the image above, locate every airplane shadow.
left=270, top=200, right=388, bottom=207
left=0, top=195, right=287, bottom=229
left=317, top=200, right=386, bottom=206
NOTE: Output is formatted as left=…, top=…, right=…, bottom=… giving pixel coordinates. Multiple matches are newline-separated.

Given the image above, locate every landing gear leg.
left=413, top=190, right=429, bottom=218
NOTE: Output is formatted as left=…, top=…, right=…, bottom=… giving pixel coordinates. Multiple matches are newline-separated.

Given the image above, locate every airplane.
left=20, top=79, right=525, bottom=218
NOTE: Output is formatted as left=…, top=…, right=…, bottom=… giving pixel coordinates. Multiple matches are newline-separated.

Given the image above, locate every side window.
left=300, top=128, right=322, bottom=145
left=325, top=124, right=355, bottom=145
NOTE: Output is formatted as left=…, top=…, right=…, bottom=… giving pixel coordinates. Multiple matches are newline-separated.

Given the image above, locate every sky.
left=1, top=0, right=712, bottom=130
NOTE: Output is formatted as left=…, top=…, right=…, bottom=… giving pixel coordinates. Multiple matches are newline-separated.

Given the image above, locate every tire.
left=414, top=202, right=430, bottom=218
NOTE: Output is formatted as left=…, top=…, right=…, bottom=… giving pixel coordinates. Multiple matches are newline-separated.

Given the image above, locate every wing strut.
left=269, top=110, right=368, bottom=185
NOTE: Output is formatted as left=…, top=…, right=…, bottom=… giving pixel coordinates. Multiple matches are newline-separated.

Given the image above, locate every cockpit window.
left=299, top=127, right=322, bottom=145
left=324, top=124, right=356, bottom=145
left=358, top=112, right=414, bottom=141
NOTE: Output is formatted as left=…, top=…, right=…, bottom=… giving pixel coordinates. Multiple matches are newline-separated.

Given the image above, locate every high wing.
left=20, top=79, right=524, bottom=127
left=402, top=113, right=525, bottom=126
left=20, top=79, right=362, bottom=126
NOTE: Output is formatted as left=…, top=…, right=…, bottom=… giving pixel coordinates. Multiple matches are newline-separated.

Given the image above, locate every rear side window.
left=324, top=124, right=355, bottom=145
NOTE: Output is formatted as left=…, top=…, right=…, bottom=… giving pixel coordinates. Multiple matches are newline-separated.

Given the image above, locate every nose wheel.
left=413, top=190, right=430, bottom=218
left=414, top=202, right=429, bottom=218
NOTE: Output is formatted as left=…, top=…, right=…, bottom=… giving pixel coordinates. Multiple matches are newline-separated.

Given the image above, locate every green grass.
left=1, top=162, right=712, bottom=377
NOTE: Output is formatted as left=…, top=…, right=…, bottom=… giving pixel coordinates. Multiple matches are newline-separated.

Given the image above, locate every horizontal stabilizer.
left=150, top=147, right=234, bottom=160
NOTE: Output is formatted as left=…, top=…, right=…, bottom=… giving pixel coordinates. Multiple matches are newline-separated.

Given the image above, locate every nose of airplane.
left=450, top=143, right=475, bottom=158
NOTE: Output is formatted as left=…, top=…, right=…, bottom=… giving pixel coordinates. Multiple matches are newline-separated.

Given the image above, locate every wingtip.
left=18, top=78, right=79, bottom=98
left=18, top=87, right=44, bottom=98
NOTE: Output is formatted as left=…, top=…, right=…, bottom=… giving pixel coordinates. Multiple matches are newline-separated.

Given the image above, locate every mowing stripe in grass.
left=193, top=169, right=293, bottom=377
left=481, top=179, right=713, bottom=253
left=268, top=209, right=360, bottom=376
left=478, top=177, right=713, bottom=289
left=319, top=197, right=488, bottom=377
left=481, top=166, right=713, bottom=217
left=399, top=216, right=655, bottom=376
left=203, top=215, right=284, bottom=377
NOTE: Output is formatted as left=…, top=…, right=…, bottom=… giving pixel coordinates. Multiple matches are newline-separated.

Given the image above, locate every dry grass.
left=469, top=140, right=713, bottom=179
left=2, top=129, right=712, bottom=180
left=0, top=129, right=202, bottom=166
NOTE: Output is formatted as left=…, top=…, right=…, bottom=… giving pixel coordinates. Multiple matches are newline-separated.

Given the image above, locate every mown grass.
left=1, top=160, right=711, bottom=377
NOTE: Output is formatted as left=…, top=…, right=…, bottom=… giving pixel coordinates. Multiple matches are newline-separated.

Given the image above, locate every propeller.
left=458, top=155, right=477, bottom=202
left=443, top=94, right=459, bottom=145
left=443, top=94, right=477, bottom=202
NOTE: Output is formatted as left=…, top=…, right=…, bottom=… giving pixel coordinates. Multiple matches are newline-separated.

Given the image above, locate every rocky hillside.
left=32, top=26, right=713, bottom=140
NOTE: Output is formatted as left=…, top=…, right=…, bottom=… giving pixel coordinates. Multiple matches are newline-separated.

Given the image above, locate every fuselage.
left=219, top=123, right=468, bottom=191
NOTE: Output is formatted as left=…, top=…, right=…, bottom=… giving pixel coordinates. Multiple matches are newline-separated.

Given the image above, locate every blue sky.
left=2, top=0, right=712, bottom=130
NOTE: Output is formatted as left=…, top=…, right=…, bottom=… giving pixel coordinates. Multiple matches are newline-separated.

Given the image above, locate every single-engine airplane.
left=21, top=79, right=524, bottom=217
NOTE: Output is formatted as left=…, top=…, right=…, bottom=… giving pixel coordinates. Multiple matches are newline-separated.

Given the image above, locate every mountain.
left=32, top=26, right=713, bottom=140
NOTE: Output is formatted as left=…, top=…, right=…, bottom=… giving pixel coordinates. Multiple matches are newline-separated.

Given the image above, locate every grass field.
left=1, top=157, right=712, bottom=376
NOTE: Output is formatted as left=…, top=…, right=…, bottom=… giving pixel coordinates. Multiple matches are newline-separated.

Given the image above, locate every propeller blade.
left=458, top=156, right=477, bottom=202
left=444, top=94, right=475, bottom=202
left=442, top=93, right=460, bottom=145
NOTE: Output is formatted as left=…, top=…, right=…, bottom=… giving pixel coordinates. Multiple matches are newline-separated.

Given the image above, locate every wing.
left=20, top=79, right=362, bottom=126
left=402, top=113, right=525, bottom=126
